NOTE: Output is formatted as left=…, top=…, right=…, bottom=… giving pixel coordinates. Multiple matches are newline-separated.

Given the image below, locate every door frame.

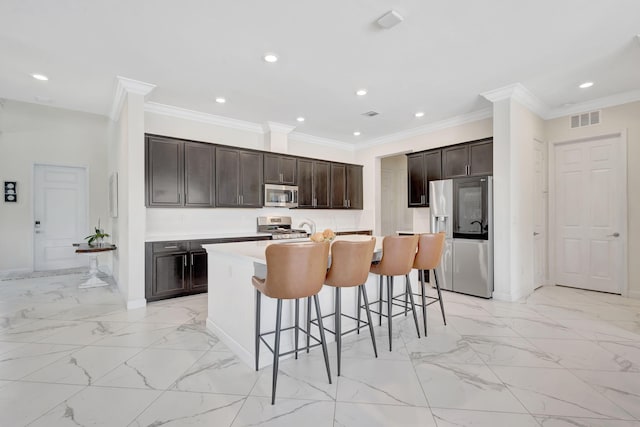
left=533, top=137, right=548, bottom=287
left=32, top=162, right=90, bottom=271
left=548, top=130, right=628, bottom=295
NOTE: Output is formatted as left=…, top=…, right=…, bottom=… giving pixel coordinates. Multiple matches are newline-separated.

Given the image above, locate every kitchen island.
left=204, top=235, right=394, bottom=369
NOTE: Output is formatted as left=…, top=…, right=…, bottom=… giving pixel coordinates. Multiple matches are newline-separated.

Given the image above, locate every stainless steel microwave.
left=264, top=184, right=298, bottom=208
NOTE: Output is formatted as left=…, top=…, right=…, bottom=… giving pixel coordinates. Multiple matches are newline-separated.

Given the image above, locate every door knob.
left=533, top=232, right=540, bottom=236
left=607, top=232, right=620, bottom=238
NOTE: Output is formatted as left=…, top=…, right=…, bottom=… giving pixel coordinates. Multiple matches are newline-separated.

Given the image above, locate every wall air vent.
left=570, top=110, right=601, bottom=128
left=362, top=111, right=379, bottom=117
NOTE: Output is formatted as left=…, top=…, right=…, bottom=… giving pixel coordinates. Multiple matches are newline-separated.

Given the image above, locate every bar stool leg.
left=335, top=287, right=342, bottom=376
left=405, top=274, right=421, bottom=338
left=255, top=289, right=261, bottom=371
left=356, top=287, right=361, bottom=335
left=387, top=276, right=393, bottom=351
left=294, top=299, right=300, bottom=359
left=306, top=297, right=312, bottom=353
left=378, top=275, right=383, bottom=326
left=271, top=299, right=283, bottom=405
left=313, top=295, right=332, bottom=384
left=360, top=285, right=378, bottom=358
left=420, top=272, right=427, bottom=337
left=434, top=269, right=447, bottom=325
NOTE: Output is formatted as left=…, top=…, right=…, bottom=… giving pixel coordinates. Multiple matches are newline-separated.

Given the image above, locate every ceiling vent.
left=362, top=111, right=379, bottom=117
left=570, top=110, right=600, bottom=128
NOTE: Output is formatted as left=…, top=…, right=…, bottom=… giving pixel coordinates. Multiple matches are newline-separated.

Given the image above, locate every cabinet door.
left=468, top=140, right=493, bottom=176
left=347, top=165, right=363, bottom=209
left=443, top=145, right=469, bottom=178
left=297, top=159, right=314, bottom=208
left=215, top=147, right=240, bottom=207
left=314, top=161, right=331, bottom=208
left=146, top=136, right=183, bottom=206
left=280, top=156, right=297, bottom=184
left=424, top=150, right=442, bottom=207
left=330, top=163, right=347, bottom=208
left=184, top=142, right=215, bottom=207
left=152, top=252, right=188, bottom=298
left=239, top=151, right=263, bottom=207
left=189, top=250, right=208, bottom=293
left=407, top=153, right=426, bottom=207
left=263, top=154, right=282, bottom=184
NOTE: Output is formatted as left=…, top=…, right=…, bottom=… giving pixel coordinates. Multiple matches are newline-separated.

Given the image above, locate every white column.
left=263, top=122, right=295, bottom=153
left=482, top=84, right=546, bottom=301
left=110, top=76, right=156, bottom=309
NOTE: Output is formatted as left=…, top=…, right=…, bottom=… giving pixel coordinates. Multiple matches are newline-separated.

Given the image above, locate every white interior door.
left=554, top=135, right=626, bottom=293
left=533, top=139, right=547, bottom=288
left=34, top=165, right=88, bottom=271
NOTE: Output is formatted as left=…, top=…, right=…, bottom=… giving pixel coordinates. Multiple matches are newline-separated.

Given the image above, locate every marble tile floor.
left=1, top=274, right=639, bottom=426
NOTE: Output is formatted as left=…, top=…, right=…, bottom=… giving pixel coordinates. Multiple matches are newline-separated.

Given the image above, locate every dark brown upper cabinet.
left=146, top=135, right=215, bottom=207
left=331, top=163, right=363, bottom=209
left=264, top=154, right=297, bottom=185
left=442, top=138, right=493, bottom=179
left=215, top=147, right=264, bottom=208
left=407, top=150, right=442, bottom=207
left=298, top=159, right=330, bottom=208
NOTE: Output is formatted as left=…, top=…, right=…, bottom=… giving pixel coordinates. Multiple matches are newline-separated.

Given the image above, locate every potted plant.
left=85, top=219, right=110, bottom=247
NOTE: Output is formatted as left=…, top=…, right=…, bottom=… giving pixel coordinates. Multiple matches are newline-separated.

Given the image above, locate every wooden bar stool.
left=367, top=235, right=420, bottom=351
left=322, top=238, right=378, bottom=376
left=252, top=241, right=332, bottom=405
left=412, top=232, right=447, bottom=336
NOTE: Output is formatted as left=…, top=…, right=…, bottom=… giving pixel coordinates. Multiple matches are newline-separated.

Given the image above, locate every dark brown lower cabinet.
left=145, top=236, right=271, bottom=302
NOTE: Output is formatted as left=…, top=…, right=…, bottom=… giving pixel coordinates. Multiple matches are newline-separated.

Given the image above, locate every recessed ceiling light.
left=415, top=111, right=425, bottom=118
left=356, top=89, right=367, bottom=96
left=579, top=81, right=594, bottom=89
left=263, top=53, right=278, bottom=63
left=31, top=73, right=48, bottom=81
left=215, top=97, right=226, bottom=104
left=353, top=131, right=361, bottom=136
left=296, top=117, right=305, bottom=122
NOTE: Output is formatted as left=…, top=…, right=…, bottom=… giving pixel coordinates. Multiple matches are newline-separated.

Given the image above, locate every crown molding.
left=356, top=108, right=494, bottom=149
left=481, top=83, right=549, bottom=118
left=109, top=76, right=156, bottom=121
left=545, top=89, right=640, bottom=119
left=144, top=102, right=264, bottom=133
left=288, top=131, right=355, bottom=151
left=263, top=121, right=296, bottom=134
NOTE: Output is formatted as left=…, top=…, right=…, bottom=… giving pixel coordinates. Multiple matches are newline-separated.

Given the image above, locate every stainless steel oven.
left=264, top=184, right=298, bottom=208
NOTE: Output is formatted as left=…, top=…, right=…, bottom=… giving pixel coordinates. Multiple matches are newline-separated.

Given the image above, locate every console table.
left=74, top=243, right=117, bottom=289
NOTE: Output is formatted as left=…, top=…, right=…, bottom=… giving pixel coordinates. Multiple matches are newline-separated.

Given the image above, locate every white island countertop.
left=145, top=231, right=271, bottom=242
left=203, top=234, right=382, bottom=264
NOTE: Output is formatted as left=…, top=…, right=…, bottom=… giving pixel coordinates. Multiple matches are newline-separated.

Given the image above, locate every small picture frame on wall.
left=109, top=173, right=118, bottom=217
left=4, top=181, right=17, bottom=202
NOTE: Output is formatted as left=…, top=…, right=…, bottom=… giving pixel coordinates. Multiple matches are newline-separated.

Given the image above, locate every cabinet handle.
left=347, top=199, right=351, bottom=208
left=466, top=165, right=470, bottom=175
left=191, top=253, right=194, bottom=265
left=164, top=245, right=178, bottom=249
left=279, top=173, right=283, bottom=182
left=183, top=255, right=187, bottom=267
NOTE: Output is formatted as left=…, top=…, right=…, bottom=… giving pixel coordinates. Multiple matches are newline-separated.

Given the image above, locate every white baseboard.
left=127, top=298, right=147, bottom=310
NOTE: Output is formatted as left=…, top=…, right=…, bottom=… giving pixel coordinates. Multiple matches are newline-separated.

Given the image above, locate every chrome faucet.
left=298, top=219, right=316, bottom=235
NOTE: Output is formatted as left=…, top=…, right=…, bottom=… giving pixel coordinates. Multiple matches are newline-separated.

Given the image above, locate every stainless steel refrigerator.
left=430, top=176, right=493, bottom=298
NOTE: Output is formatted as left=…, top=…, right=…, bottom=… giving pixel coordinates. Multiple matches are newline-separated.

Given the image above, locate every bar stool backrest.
left=260, top=241, right=330, bottom=299
left=325, top=238, right=376, bottom=288
left=371, top=235, right=419, bottom=276
left=413, top=232, right=446, bottom=270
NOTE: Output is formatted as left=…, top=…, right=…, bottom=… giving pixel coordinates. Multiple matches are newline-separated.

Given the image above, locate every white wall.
left=0, top=100, right=110, bottom=273
left=545, top=101, right=640, bottom=298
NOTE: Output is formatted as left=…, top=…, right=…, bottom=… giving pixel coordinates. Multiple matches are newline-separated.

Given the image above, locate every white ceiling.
left=1, top=0, right=639, bottom=144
